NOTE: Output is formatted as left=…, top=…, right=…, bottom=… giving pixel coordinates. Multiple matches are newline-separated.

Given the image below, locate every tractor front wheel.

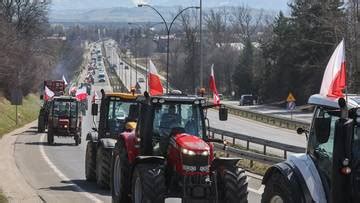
left=85, top=142, right=97, bottom=181
left=96, top=146, right=111, bottom=188
left=261, top=171, right=303, bottom=203
left=219, top=167, right=248, bottom=203
left=131, top=164, right=166, bottom=203
left=111, top=140, right=130, bottom=203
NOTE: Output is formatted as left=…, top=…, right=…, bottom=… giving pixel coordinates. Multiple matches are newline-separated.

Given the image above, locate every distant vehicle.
left=138, top=77, right=145, bottom=83
left=218, top=94, right=224, bottom=100
left=120, top=62, right=124, bottom=65
left=239, top=94, right=257, bottom=106
left=98, top=72, right=105, bottom=78
left=98, top=78, right=106, bottom=83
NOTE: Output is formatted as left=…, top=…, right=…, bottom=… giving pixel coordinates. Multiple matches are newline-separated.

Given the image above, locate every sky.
left=50, top=0, right=289, bottom=11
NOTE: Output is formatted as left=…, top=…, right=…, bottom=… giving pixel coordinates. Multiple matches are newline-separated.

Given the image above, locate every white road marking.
left=39, top=135, right=103, bottom=203
left=247, top=177, right=264, bottom=195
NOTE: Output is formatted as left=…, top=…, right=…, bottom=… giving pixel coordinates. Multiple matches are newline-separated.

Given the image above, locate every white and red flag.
left=209, top=64, right=220, bottom=105
left=320, top=40, right=346, bottom=98
left=44, top=86, right=55, bottom=101
left=76, top=86, right=87, bottom=101
left=148, top=60, right=163, bottom=96
left=62, top=75, right=68, bottom=86
left=92, top=90, right=99, bottom=103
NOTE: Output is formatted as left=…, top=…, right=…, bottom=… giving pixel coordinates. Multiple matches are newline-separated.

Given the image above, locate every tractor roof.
left=106, top=93, right=139, bottom=100
left=53, top=96, right=77, bottom=101
left=308, top=94, right=360, bottom=109
left=137, top=94, right=206, bottom=103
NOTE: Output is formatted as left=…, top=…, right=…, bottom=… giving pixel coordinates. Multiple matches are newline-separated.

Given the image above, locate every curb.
left=0, top=121, right=42, bottom=203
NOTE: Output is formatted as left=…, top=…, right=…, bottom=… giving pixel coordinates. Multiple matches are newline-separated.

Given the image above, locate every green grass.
left=0, top=190, right=7, bottom=203
left=0, top=94, right=40, bottom=138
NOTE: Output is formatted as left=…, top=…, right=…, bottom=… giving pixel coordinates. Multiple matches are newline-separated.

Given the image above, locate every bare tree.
left=231, top=6, right=263, bottom=41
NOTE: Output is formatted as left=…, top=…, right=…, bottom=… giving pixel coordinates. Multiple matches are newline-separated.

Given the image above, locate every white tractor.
left=262, top=94, right=360, bottom=203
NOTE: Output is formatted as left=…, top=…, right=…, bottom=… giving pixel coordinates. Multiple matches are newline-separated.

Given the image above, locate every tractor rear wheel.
left=47, top=128, right=54, bottom=145
left=96, top=146, right=111, bottom=188
left=85, top=142, right=97, bottom=181
left=38, top=116, right=45, bottom=133
left=131, top=164, right=166, bottom=203
left=111, top=140, right=130, bottom=203
left=261, top=172, right=303, bottom=203
left=219, top=167, right=248, bottom=203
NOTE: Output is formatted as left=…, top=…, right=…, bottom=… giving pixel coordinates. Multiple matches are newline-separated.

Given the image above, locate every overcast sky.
left=50, top=0, right=289, bottom=11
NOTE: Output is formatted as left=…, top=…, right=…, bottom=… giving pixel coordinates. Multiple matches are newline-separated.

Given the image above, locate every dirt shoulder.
left=0, top=121, right=42, bottom=202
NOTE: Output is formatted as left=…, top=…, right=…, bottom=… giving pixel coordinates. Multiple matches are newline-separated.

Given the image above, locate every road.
left=3, top=40, right=309, bottom=203
left=104, top=40, right=147, bottom=93
left=222, top=101, right=313, bottom=124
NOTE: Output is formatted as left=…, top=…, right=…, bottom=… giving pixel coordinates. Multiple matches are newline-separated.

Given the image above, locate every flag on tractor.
left=76, top=86, right=87, bottom=101
left=148, top=60, right=163, bottom=96
left=209, top=64, right=220, bottom=105
left=320, top=40, right=346, bottom=98
left=62, top=75, right=68, bottom=86
left=44, top=86, right=55, bottom=101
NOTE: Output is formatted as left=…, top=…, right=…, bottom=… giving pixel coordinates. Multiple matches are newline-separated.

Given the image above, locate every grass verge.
left=0, top=190, right=8, bottom=203
left=0, top=94, right=40, bottom=138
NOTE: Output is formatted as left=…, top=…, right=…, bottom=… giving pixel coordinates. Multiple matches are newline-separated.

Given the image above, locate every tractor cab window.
left=53, top=101, right=77, bottom=118
left=107, top=99, right=134, bottom=135
left=308, top=108, right=338, bottom=194
left=152, top=103, right=204, bottom=155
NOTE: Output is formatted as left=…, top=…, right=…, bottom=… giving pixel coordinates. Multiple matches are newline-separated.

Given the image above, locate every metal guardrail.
left=208, top=127, right=306, bottom=165
left=224, top=105, right=311, bottom=130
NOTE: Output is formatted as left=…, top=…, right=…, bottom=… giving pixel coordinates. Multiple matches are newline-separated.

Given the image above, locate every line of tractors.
left=38, top=42, right=360, bottom=202
left=85, top=89, right=248, bottom=202
left=83, top=89, right=360, bottom=203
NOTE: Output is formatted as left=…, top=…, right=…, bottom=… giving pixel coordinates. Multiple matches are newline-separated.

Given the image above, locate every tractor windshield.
left=53, top=101, right=77, bottom=118
left=153, top=103, right=204, bottom=138
left=107, top=100, right=136, bottom=134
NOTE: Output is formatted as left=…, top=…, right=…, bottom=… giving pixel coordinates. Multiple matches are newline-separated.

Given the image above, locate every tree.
left=233, top=39, right=254, bottom=96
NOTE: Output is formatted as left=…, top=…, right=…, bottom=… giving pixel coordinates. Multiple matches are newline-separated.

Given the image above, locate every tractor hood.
left=175, top=133, right=210, bottom=152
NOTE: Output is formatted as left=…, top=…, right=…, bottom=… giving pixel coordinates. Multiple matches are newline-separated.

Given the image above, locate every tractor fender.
left=288, top=154, right=327, bottom=203
left=263, top=154, right=325, bottom=203
left=211, top=157, right=241, bottom=170
left=86, top=132, right=98, bottom=142
left=99, top=138, right=116, bottom=149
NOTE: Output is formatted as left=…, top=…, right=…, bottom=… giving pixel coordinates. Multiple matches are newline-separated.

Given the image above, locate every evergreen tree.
left=233, top=39, right=254, bottom=96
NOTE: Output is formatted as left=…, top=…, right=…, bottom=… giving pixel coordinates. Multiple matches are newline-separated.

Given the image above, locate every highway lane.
left=13, top=42, right=112, bottom=202
left=104, top=40, right=147, bottom=93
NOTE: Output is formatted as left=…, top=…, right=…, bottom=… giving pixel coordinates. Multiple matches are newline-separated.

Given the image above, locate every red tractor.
left=38, top=80, right=66, bottom=133
left=111, top=92, right=248, bottom=203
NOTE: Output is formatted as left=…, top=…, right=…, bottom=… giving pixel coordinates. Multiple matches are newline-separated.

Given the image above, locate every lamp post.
left=138, top=4, right=200, bottom=93
left=199, top=0, right=203, bottom=91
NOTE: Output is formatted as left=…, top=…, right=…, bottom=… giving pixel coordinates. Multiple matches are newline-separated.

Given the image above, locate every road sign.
left=287, top=101, right=296, bottom=111
left=11, top=89, right=23, bottom=105
left=286, top=92, right=296, bottom=102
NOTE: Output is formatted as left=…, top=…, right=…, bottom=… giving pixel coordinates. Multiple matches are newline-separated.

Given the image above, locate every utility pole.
left=200, top=0, right=203, bottom=91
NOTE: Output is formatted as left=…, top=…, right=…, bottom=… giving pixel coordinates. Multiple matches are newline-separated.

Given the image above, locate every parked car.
left=239, top=94, right=258, bottom=106
left=98, top=78, right=106, bottom=83
left=138, top=77, right=145, bottom=83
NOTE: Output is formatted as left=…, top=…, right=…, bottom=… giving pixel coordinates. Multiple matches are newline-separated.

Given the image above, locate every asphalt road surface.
left=10, top=40, right=304, bottom=203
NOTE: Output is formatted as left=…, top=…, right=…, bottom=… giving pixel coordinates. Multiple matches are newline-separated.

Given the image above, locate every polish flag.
left=92, top=90, right=99, bottom=103
left=62, top=75, right=68, bottom=86
left=209, top=64, right=220, bottom=105
left=320, top=40, right=346, bottom=98
left=44, top=86, right=55, bottom=101
left=76, top=86, right=88, bottom=101
left=148, top=60, right=163, bottom=96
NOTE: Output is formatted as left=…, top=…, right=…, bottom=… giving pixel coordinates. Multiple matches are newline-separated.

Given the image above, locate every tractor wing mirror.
left=314, top=117, right=331, bottom=144
left=40, top=95, right=43, bottom=100
left=219, top=106, right=228, bottom=121
left=91, top=103, right=98, bottom=116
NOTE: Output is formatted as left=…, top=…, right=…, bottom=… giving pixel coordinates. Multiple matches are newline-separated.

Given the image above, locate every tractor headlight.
left=182, top=148, right=196, bottom=156
left=64, top=125, right=68, bottom=128
left=201, top=150, right=209, bottom=156
left=152, top=99, right=158, bottom=103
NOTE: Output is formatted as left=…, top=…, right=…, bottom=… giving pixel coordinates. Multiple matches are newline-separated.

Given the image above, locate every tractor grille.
left=182, top=154, right=209, bottom=167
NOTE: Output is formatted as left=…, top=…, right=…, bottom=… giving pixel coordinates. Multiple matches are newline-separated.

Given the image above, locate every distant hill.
left=49, top=6, right=278, bottom=23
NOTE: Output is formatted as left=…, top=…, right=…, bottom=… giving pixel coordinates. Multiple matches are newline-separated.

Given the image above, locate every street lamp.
left=138, top=4, right=200, bottom=93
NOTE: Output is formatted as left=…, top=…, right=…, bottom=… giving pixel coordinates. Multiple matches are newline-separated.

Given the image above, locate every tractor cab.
left=305, top=94, right=360, bottom=202
left=92, top=92, right=139, bottom=139
left=136, top=93, right=226, bottom=157
left=47, top=96, right=81, bottom=145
